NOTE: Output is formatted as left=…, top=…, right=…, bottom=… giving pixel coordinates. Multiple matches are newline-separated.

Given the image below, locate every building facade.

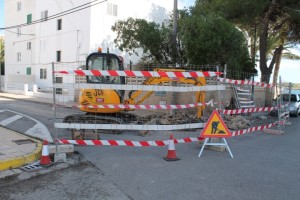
left=4, top=0, right=173, bottom=90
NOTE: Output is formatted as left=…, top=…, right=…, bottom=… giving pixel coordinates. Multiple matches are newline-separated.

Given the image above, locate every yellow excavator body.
left=79, top=89, right=122, bottom=113
left=78, top=51, right=207, bottom=118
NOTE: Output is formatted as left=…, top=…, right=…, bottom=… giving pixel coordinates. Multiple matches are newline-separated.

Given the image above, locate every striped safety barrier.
left=75, top=100, right=214, bottom=110
left=231, top=122, right=277, bottom=137
left=222, top=103, right=289, bottom=115
left=56, top=137, right=201, bottom=147
left=54, top=70, right=222, bottom=78
left=57, top=122, right=278, bottom=146
left=218, top=78, right=274, bottom=88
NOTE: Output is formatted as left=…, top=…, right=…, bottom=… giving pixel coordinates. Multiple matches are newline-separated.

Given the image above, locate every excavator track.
left=63, top=112, right=138, bottom=125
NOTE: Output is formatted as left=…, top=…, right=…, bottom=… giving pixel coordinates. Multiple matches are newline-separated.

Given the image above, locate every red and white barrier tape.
left=76, top=100, right=214, bottom=110
left=218, top=78, right=274, bottom=88
left=56, top=137, right=202, bottom=146
left=222, top=103, right=289, bottom=115
left=223, top=107, right=274, bottom=115
left=54, top=70, right=222, bottom=78
left=231, top=122, right=277, bottom=137
left=57, top=122, right=278, bottom=146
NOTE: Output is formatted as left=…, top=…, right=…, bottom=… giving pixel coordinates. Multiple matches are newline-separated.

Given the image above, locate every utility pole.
left=172, top=0, right=178, bottom=64
left=171, top=0, right=178, bottom=116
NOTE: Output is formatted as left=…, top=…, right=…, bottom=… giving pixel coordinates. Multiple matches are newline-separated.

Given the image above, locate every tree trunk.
left=259, top=0, right=277, bottom=83
left=272, top=44, right=284, bottom=86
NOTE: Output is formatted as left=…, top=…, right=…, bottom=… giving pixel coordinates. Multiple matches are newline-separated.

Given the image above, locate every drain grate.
left=13, top=139, right=34, bottom=145
left=20, top=162, right=42, bottom=171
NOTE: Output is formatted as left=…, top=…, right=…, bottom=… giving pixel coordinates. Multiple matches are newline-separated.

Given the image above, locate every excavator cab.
left=79, top=52, right=125, bottom=113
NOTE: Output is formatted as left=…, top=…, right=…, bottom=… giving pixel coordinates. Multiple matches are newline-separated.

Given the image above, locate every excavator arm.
left=124, top=69, right=206, bottom=118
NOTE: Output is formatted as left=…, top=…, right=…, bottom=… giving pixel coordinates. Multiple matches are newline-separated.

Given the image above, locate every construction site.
left=49, top=51, right=290, bottom=145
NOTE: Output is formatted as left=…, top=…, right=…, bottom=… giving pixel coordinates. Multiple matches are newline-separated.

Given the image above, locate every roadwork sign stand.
left=198, top=110, right=233, bottom=158
left=198, top=138, right=233, bottom=158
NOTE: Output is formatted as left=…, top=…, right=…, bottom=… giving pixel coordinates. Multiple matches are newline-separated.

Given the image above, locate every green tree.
left=112, top=15, right=255, bottom=77
left=194, top=0, right=300, bottom=83
left=178, top=13, right=255, bottom=78
left=0, top=38, right=4, bottom=63
left=0, top=37, right=4, bottom=75
left=112, top=17, right=173, bottom=64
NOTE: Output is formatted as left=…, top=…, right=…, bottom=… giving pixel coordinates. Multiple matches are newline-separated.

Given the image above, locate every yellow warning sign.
left=200, top=110, right=232, bottom=138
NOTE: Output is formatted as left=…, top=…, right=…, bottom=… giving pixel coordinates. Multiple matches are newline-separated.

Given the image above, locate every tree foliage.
left=112, top=14, right=255, bottom=78
left=0, top=38, right=4, bottom=63
left=194, top=0, right=300, bottom=83
left=112, top=17, right=173, bottom=63
left=0, top=37, right=4, bottom=76
left=179, top=13, right=255, bottom=77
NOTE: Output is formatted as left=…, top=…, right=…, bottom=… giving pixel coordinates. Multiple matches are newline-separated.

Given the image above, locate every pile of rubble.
left=223, top=115, right=253, bottom=130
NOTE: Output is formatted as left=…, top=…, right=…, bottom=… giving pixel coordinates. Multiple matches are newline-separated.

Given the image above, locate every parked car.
left=270, top=93, right=300, bottom=117
left=282, top=93, right=300, bottom=117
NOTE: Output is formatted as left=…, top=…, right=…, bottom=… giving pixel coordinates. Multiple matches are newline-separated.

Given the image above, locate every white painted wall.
left=4, top=0, right=173, bottom=89
left=89, top=0, right=172, bottom=66
left=4, top=0, right=36, bottom=76
left=34, top=0, right=91, bottom=89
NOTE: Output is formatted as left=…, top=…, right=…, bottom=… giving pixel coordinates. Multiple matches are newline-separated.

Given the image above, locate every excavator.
left=63, top=49, right=206, bottom=126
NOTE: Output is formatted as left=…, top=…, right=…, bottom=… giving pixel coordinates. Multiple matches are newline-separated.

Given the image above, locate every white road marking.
left=0, top=115, right=23, bottom=126
left=0, top=110, right=53, bottom=142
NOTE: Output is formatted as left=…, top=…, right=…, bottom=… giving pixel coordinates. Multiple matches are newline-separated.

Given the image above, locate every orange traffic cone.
left=164, top=134, right=180, bottom=161
left=40, top=140, right=53, bottom=167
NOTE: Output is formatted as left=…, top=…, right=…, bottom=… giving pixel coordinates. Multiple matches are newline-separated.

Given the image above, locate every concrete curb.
left=0, top=93, right=53, bottom=106
left=0, top=135, right=42, bottom=171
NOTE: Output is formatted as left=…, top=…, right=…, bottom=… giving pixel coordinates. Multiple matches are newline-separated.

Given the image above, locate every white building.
left=4, top=0, right=174, bottom=90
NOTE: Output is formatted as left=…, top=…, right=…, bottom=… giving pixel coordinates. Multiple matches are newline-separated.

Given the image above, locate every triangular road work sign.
left=200, top=110, right=231, bottom=138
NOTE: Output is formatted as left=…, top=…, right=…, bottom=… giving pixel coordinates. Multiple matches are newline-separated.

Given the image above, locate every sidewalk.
left=0, top=127, right=42, bottom=172
left=0, top=92, right=53, bottom=105
left=0, top=92, right=50, bottom=172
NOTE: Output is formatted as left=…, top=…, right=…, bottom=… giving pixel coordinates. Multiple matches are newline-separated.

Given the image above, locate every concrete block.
left=262, top=129, right=284, bottom=135
left=48, top=144, right=74, bottom=154
left=285, top=122, right=292, bottom=126
left=54, top=153, right=67, bottom=163
left=206, top=145, right=226, bottom=152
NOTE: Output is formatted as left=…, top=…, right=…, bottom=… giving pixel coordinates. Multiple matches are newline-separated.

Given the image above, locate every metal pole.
left=217, top=66, right=222, bottom=112
left=172, top=0, right=178, bottom=64
left=278, top=76, right=282, bottom=131
left=173, top=0, right=177, bottom=47
left=52, top=62, right=58, bottom=150
left=170, top=0, right=178, bottom=116
left=251, top=24, right=257, bottom=101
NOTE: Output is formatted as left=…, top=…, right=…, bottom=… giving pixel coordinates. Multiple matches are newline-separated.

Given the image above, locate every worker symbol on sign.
left=211, top=121, right=219, bottom=134
left=211, top=121, right=225, bottom=134
left=200, top=110, right=231, bottom=138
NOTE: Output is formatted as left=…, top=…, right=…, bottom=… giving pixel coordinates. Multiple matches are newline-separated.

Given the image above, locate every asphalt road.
left=1, top=97, right=300, bottom=200
left=79, top=123, right=300, bottom=200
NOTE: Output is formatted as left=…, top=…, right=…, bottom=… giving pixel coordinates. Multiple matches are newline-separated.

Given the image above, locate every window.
left=17, top=52, right=21, bottom=62
left=27, top=42, right=31, bottom=50
left=55, top=77, right=63, bottom=83
left=17, top=1, right=22, bottom=11
left=107, top=2, right=118, bottom=16
left=40, top=68, right=47, bottom=79
left=27, top=14, right=32, bottom=24
left=56, top=51, right=61, bottom=62
left=57, top=19, right=62, bottom=30
left=26, top=67, right=31, bottom=75
left=55, top=77, right=63, bottom=94
left=41, top=10, right=48, bottom=21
